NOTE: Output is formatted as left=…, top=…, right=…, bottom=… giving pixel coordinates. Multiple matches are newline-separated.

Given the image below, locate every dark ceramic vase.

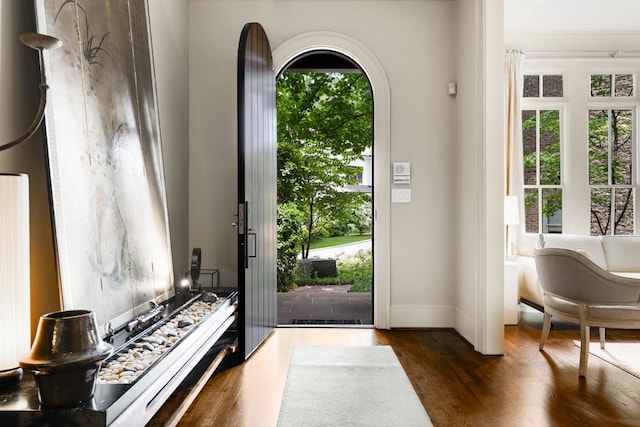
left=0, top=367, right=23, bottom=390
left=19, top=309, right=113, bottom=407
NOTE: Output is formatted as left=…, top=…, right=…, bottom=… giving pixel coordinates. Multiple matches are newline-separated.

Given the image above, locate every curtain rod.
left=511, top=48, right=640, bottom=59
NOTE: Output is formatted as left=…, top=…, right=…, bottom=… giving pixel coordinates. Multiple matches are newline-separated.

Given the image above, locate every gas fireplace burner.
left=98, top=292, right=222, bottom=385
left=0, top=290, right=239, bottom=426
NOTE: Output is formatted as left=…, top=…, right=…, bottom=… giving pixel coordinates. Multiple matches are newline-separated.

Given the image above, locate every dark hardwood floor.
left=150, top=306, right=640, bottom=426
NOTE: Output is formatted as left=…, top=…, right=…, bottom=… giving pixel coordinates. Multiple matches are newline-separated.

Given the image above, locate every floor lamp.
left=0, top=174, right=30, bottom=389
left=504, top=195, right=520, bottom=259
left=0, top=33, right=61, bottom=390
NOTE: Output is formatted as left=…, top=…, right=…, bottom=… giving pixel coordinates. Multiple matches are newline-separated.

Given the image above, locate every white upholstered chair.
left=534, top=247, right=640, bottom=377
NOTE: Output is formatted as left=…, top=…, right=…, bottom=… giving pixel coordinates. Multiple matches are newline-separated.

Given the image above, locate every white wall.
left=480, top=0, right=506, bottom=355
left=147, top=1, right=191, bottom=278
left=0, top=0, right=190, bottom=337
left=453, top=0, right=505, bottom=354
left=189, top=0, right=459, bottom=326
left=454, top=0, right=480, bottom=347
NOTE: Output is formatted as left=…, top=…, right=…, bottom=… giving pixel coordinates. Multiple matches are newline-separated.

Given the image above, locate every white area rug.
left=575, top=340, right=640, bottom=379
left=277, top=345, right=433, bottom=427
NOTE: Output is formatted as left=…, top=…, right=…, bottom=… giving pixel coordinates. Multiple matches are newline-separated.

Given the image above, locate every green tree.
left=277, top=71, right=373, bottom=260
left=588, top=108, right=633, bottom=235
left=523, top=110, right=562, bottom=224
left=277, top=203, right=304, bottom=292
left=523, top=102, right=633, bottom=235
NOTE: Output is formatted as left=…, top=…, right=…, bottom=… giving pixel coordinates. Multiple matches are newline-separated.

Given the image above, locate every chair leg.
left=576, top=303, right=591, bottom=377
left=599, top=327, right=605, bottom=350
left=539, top=311, right=552, bottom=350
left=579, top=322, right=590, bottom=377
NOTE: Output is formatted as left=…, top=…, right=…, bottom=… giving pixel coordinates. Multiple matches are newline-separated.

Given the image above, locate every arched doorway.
left=273, top=32, right=391, bottom=329
left=276, top=50, right=373, bottom=326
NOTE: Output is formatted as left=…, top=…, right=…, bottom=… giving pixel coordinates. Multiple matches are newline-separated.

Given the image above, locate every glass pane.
left=611, top=109, right=633, bottom=185
left=524, top=188, right=539, bottom=233
left=614, top=188, right=634, bottom=235
left=523, top=75, right=539, bottom=97
left=591, top=74, right=612, bottom=97
left=614, top=74, right=634, bottom=97
left=589, top=110, right=609, bottom=185
left=522, top=110, right=537, bottom=185
left=591, top=188, right=611, bottom=235
left=542, top=188, right=562, bottom=233
left=542, top=75, right=563, bottom=97
left=539, top=110, right=561, bottom=185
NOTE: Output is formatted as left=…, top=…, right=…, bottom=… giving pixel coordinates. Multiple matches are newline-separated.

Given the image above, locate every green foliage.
left=292, top=249, right=372, bottom=292
left=524, top=105, right=633, bottom=235
left=590, top=74, right=609, bottom=97
left=523, top=110, right=562, bottom=221
left=277, top=203, right=304, bottom=292
left=277, top=71, right=373, bottom=259
left=588, top=109, right=633, bottom=235
left=338, top=250, right=372, bottom=292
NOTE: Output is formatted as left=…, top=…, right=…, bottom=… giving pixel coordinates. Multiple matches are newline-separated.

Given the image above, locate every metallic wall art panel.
left=34, top=0, right=174, bottom=330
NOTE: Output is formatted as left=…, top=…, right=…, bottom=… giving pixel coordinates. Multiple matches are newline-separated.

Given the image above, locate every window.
left=524, top=74, right=564, bottom=98
left=522, top=74, right=564, bottom=233
left=590, top=74, right=634, bottom=97
left=588, top=74, right=635, bottom=235
left=520, top=61, right=640, bottom=236
left=522, top=109, right=563, bottom=233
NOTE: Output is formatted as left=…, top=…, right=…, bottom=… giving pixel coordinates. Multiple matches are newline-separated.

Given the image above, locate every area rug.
left=277, top=345, right=433, bottom=427
left=574, top=340, right=640, bottom=379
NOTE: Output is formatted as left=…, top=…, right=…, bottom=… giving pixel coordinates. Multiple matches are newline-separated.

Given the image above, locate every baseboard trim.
left=454, top=307, right=476, bottom=347
left=389, top=305, right=454, bottom=328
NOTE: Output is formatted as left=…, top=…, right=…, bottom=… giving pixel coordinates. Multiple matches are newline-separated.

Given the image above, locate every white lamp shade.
left=0, top=174, right=30, bottom=372
left=504, top=195, right=520, bottom=226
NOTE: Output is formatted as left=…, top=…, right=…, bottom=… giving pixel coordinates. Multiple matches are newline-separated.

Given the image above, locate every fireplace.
left=0, top=289, right=239, bottom=425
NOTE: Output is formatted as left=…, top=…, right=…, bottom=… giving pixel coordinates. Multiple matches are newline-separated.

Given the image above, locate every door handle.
left=238, top=202, right=250, bottom=268
left=247, top=231, right=257, bottom=259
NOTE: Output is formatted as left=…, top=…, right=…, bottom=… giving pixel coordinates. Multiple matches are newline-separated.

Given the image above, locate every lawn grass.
left=309, top=234, right=371, bottom=250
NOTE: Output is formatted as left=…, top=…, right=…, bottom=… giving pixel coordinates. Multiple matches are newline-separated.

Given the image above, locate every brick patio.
left=277, top=285, right=373, bottom=325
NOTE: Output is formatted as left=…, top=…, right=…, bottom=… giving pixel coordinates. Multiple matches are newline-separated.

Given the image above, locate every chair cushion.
left=516, top=233, right=542, bottom=257
left=542, top=234, right=608, bottom=270
left=544, top=294, right=580, bottom=319
left=517, top=233, right=607, bottom=269
left=544, top=294, right=640, bottom=326
left=516, top=256, right=544, bottom=307
left=612, top=272, right=640, bottom=280
left=602, top=236, right=640, bottom=272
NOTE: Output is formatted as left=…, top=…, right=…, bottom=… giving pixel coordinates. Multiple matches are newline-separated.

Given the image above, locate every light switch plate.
left=391, top=188, right=411, bottom=203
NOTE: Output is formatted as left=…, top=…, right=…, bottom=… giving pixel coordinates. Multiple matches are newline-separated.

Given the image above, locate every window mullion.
left=608, top=109, right=613, bottom=186
left=536, top=110, right=541, bottom=188
left=629, top=107, right=636, bottom=236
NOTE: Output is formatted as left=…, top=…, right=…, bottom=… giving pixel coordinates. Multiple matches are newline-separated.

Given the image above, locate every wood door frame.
left=273, top=32, right=391, bottom=329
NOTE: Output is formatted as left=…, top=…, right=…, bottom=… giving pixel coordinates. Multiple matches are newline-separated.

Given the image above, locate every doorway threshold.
left=277, top=325, right=373, bottom=329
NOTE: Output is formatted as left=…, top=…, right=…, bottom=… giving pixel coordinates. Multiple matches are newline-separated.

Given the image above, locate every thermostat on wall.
left=393, top=162, right=410, bottom=184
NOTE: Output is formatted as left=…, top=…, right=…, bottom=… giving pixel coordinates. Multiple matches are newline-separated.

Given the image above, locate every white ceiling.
left=505, top=0, right=640, bottom=33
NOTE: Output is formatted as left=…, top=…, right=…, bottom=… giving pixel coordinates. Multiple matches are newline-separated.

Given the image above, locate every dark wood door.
left=237, top=23, right=277, bottom=359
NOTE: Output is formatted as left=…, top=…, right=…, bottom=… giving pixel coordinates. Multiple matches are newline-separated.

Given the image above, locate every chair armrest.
left=534, top=248, right=640, bottom=304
